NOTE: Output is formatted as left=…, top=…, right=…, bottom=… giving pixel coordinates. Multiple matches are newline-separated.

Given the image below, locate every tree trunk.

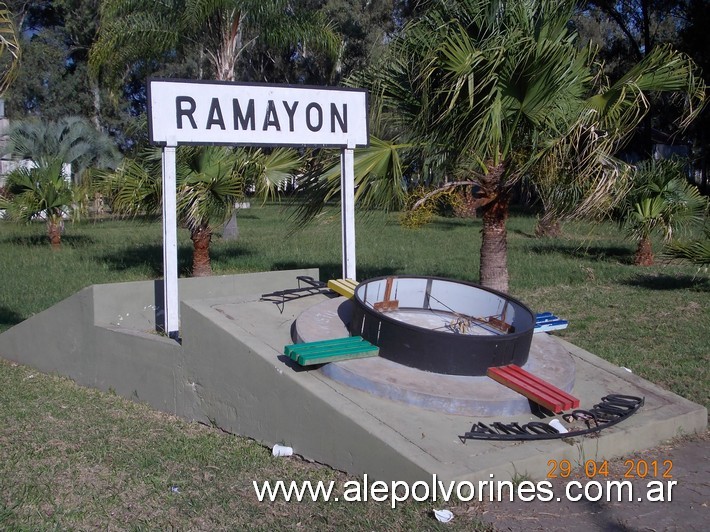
left=91, top=80, right=101, bottom=130
left=47, top=221, right=61, bottom=249
left=634, top=236, right=654, bottom=266
left=214, top=9, right=241, bottom=82
left=191, top=224, right=213, bottom=276
left=222, top=211, right=239, bottom=240
left=453, top=189, right=478, bottom=219
left=479, top=192, right=510, bottom=293
left=534, top=216, right=562, bottom=238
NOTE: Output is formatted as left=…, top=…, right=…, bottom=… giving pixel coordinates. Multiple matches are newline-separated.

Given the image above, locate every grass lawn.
left=0, top=204, right=708, bottom=529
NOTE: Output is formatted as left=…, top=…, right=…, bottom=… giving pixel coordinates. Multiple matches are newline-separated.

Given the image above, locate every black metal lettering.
left=506, top=422, right=528, bottom=434
left=306, top=102, right=323, bottom=132
left=524, top=422, right=558, bottom=434
left=206, top=98, right=226, bottom=130
left=330, top=103, right=347, bottom=133
left=233, top=99, right=255, bottom=130
left=469, top=422, right=495, bottom=434
left=176, top=96, right=197, bottom=129
left=492, top=422, right=517, bottom=435
left=263, top=100, right=281, bottom=131
left=282, top=101, right=299, bottom=131
left=460, top=394, right=644, bottom=442
left=604, top=394, right=643, bottom=408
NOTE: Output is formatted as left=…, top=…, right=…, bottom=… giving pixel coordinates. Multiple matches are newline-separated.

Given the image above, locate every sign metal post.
left=161, top=144, right=179, bottom=337
left=340, top=147, right=356, bottom=280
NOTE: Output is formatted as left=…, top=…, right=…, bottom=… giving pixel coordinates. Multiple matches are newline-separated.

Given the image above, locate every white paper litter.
left=548, top=418, right=568, bottom=433
left=272, top=444, right=293, bottom=457
left=433, top=509, right=454, bottom=523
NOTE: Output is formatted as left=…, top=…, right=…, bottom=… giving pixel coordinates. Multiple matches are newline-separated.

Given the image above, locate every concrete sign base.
left=0, top=270, right=706, bottom=483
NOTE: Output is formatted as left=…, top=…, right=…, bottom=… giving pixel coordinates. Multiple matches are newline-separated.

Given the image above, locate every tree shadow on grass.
left=0, top=305, right=24, bottom=330
left=622, top=273, right=710, bottom=292
left=101, top=244, right=255, bottom=277
left=100, top=244, right=192, bottom=277
left=208, top=246, right=254, bottom=264
left=2, top=234, right=96, bottom=247
left=270, top=261, right=475, bottom=282
left=528, top=242, right=633, bottom=264
left=426, top=217, right=478, bottom=231
left=272, top=261, right=400, bottom=282
left=510, top=228, right=537, bottom=239
left=232, top=211, right=260, bottom=220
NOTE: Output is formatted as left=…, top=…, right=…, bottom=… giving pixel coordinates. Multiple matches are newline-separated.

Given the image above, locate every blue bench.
left=534, top=312, right=569, bottom=333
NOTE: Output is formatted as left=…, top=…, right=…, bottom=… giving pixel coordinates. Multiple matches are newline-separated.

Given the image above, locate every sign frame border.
left=147, top=77, right=370, bottom=149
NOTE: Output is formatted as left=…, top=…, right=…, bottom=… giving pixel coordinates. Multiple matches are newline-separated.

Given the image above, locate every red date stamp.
left=547, top=459, right=673, bottom=479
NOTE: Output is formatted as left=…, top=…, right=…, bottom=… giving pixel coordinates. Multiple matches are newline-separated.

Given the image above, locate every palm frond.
left=292, top=137, right=409, bottom=226
left=0, top=2, right=20, bottom=95
left=663, top=238, right=710, bottom=266
left=176, top=145, right=245, bottom=231
left=3, top=117, right=121, bottom=184
left=619, top=158, right=709, bottom=243
left=90, top=3, right=182, bottom=81
left=586, top=45, right=706, bottom=137
left=254, top=147, right=302, bottom=202
left=106, top=155, right=163, bottom=218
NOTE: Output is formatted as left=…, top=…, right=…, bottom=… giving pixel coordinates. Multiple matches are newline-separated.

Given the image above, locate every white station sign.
left=148, top=79, right=368, bottom=148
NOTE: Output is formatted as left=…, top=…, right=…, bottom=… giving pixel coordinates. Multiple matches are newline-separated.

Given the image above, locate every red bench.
left=487, top=364, right=580, bottom=413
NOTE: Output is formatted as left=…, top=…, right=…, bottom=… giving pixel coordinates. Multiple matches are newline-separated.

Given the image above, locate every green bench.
left=285, top=336, right=379, bottom=366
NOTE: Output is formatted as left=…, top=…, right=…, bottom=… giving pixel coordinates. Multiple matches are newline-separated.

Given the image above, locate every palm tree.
left=529, top=121, right=633, bottom=238
left=299, top=0, right=705, bottom=293
left=91, top=0, right=338, bottom=244
left=90, top=0, right=339, bottom=83
left=3, top=116, right=121, bottom=184
left=0, top=1, right=20, bottom=96
left=104, top=146, right=301, bottom=276
left=621, top=158, right=708, bottom=266
left=0, top=117, right=120, bottom=248
left=0, top=162, right=73, bottom=248
left=532, top=41, right=708, bottom=238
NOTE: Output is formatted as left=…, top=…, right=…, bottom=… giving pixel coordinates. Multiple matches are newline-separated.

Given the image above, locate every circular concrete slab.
left=294, top=297, right=577, bottom=416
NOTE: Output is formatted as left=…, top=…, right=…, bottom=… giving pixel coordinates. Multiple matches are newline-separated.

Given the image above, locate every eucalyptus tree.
left=266, top=0, right=397, bottom=85
left=3, top=1, right=111, bottom=128
left=299, top=0, right=705, bottom=293
left=90, top=0, right=340, bottom=84
left=104, top=146, right=301, bottom=276
left=579, top=1, right=685, bottom=63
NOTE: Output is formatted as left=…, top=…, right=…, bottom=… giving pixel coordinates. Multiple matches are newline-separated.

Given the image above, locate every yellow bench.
left=327, top=278, right=359, bottom=299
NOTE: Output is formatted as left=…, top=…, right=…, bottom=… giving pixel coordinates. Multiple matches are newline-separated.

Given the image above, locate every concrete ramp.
left=0, top=269, right=706, bottom=484
left=0, top=270, right=318, bottom=418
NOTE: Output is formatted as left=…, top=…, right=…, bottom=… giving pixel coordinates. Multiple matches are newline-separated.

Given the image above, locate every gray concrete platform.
left=0, top=270, right=706, bottom=485
left=296, top=296, right=576, bottom=416
left=205, top=290, right=707, bottom=483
